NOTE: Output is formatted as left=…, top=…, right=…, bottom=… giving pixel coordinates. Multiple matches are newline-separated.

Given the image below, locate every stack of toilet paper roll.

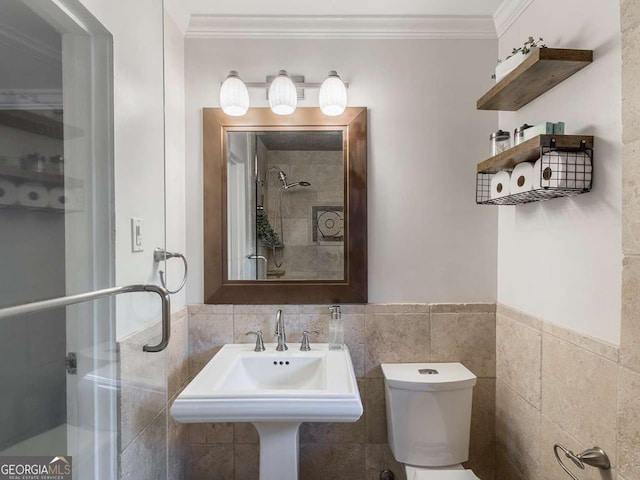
left=0, top=180, right=83, bottom=211
left=539, top=152, right=593, bottom=189
left=489, top=163, right=537, bottom=200
left=490, top=154, right=592, bottom=200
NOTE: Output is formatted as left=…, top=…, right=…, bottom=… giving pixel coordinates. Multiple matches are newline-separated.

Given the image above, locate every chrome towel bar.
left=0, top=284, right=171, bottom=352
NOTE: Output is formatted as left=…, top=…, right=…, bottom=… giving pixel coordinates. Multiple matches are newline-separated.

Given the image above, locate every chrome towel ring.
left=154, top=248, right=188, bottom=294
left=553, top=443, right=610, bottom=480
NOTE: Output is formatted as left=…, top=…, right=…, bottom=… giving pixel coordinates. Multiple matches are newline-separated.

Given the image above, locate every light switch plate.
left=131, top=217, right=144, bottom=252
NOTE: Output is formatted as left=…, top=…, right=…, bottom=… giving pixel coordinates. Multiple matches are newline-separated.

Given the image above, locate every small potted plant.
left=492, top=36, right=546, bottom=82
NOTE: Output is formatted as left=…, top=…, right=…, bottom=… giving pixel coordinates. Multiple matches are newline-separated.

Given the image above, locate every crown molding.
left=493, top=0, right=533, bottom=38
left=186, top=15, right=497, bottom=39
left=164, top=0, right=191, bottom=35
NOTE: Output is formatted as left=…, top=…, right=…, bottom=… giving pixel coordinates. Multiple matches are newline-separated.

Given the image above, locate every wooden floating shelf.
left=0, top=110, right=64, bottom=139
left=477, top=135, right=594, bottom=174
left=477, top=48, right=593, bottom=111
left=0, top=165, right=82, bottom=188
left=0, top=204, right=65, bottom=214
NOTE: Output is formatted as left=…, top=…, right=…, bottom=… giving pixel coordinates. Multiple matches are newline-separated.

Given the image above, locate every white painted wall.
left=77, top=0, right=166, bottom=339
left=184, top=38, right=499, bottom=304
left=164, top=10, right=187, bottom=312
left=497, top=0, right=622, bottom=343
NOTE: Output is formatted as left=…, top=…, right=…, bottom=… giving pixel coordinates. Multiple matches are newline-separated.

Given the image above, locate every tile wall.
left=117, top=306, right=189, bottom=479
left=495, top=304, right=635, bottom=480
left=179, top=303, right=497, bottom=480
left=262, top=150, right=344, bottom=280
left=619, top=3, right=640, bottom=480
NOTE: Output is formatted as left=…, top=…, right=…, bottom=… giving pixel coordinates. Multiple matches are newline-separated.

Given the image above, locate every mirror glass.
left=226, top=129, right=345, bottom=281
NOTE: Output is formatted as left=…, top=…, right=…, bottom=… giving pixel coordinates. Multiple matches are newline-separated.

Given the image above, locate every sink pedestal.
left=253, top=421, right=302, bottom=480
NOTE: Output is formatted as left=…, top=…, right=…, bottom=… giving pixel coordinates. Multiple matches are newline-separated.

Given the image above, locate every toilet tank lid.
left=381, top=363, right=477, bottom=391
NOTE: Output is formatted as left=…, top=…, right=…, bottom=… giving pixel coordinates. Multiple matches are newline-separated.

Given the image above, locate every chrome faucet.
left=274, top=309, right=288, bottom=351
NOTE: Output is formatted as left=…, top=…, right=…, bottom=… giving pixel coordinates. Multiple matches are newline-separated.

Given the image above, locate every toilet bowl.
left=381, top=363, right=480, bottom=480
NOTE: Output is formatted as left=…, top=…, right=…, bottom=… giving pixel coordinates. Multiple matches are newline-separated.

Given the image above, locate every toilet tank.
left=381, top=363, right=477, bottom=468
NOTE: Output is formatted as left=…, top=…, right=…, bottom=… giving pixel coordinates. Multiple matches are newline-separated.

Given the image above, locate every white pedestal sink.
left=170, top=343, right=363, bottom=480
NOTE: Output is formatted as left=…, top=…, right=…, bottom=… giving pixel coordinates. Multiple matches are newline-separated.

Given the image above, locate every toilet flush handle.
left=418, top=368, right=439, bottom=375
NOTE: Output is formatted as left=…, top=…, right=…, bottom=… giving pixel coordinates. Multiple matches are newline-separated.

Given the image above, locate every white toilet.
left=381, top=362, right=480, bottom=480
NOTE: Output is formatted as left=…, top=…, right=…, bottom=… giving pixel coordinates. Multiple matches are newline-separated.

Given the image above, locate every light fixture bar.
left=222, top=82, right=349, bottom=89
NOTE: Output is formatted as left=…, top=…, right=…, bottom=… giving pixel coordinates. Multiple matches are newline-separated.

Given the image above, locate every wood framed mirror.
left=203, top=107, right=367, bottom=304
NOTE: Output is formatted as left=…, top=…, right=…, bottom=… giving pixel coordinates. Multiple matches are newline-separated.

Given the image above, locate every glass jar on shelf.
left=490, top=130, right=511, bottom=156
left=513, top=124, right=533, bottom=146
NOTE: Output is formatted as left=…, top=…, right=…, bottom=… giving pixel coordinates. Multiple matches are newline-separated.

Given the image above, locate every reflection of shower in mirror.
left=226, top=129, right=345, bottom=281
left=261, top=166, right=312, bottom=269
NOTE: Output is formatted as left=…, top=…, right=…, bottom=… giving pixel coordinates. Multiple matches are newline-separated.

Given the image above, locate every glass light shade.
left=220, top=70, right=249, bottom=117
left=319, top=70, right=347, bottom=116
left=268, top=70, right=297, bottom=115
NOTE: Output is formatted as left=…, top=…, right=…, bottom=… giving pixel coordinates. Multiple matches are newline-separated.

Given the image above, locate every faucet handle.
left=246, top=331, right=265, bottom=352
left=300, top=330, right=319, bottom=351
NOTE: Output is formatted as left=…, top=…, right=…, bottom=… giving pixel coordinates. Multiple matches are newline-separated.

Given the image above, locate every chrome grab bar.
left=0, top=284, right=171, bottom=352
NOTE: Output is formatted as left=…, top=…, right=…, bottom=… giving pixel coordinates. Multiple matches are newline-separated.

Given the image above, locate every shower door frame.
left=19, top=0, right=117, bottom=477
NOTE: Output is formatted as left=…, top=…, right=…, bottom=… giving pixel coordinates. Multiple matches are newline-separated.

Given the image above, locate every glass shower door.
left=0, top=1, right=168, bottom=479
left=227, top=131, right=259, bottom=279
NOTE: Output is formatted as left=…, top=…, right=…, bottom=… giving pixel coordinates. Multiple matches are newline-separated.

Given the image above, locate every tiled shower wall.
left=173, top=303, right=497, bottom=480
left=263, top=150, right=344, bottom=280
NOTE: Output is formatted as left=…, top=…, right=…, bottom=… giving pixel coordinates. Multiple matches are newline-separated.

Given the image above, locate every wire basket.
left=476, top=143, right=593, bottom=206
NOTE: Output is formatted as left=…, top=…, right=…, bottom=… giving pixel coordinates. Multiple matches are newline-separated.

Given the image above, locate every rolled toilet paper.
left=0, top=178, right=18, bottom=205
left=18, top=182, right=48, bottom=208
left=541, top=153, right=593, bottom=189
left=510, top=162, right=534, bottom=194
left=532, top=158, right=542, bottom=190
left=490, top=171, right=510, bottom=199
left=47, top=187, right=67, bottom=210
left=565, top=153, right=592, bottom=189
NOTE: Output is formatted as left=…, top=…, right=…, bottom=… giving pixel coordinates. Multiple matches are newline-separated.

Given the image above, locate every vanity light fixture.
left=219, top=70, right=349, bottom=117
left=219, top=70, right=250, bottom=117
left=268, top=70, right=297, bottom=115
left=318, top=70, right=347, bottom=116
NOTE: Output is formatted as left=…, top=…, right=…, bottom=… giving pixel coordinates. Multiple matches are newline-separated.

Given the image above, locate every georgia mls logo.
left=0, top=456, right=72, bottom=479
left=49, top=457, right=71, bottom=472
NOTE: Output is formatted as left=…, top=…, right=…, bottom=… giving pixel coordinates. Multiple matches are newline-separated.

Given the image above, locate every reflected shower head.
left=284, top=181, right=311, bottom=189
left=277, top=170, right=288, bottom=186
left=267, top=166, right=311, bottom=190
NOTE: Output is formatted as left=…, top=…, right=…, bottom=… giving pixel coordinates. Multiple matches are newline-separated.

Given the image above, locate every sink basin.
left=170, top=343, right=363, bottom=480
left=220, top=354, right=325, bottom=391
left=171, top=343, right=362, bottom=422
